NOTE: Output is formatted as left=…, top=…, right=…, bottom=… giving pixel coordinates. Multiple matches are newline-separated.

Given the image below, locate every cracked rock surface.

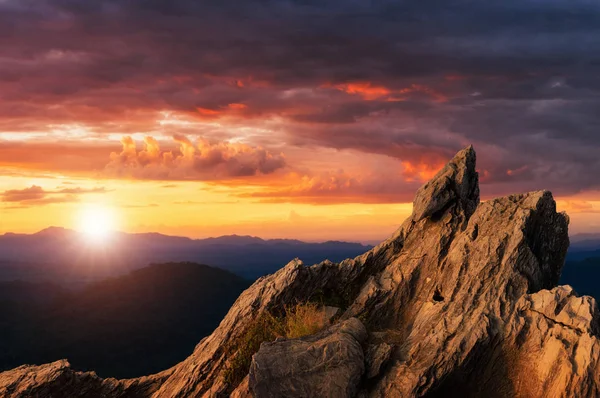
left=2, top=146, right=598, bottom=397
left=249, top=318, right=367, bottom=398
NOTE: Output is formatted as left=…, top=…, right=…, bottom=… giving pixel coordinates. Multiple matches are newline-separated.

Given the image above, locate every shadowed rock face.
left=2, top=146, right=598, bottom=398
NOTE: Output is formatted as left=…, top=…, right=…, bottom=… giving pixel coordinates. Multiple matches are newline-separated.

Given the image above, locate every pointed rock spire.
left=412, top=145, right=479, bottom=221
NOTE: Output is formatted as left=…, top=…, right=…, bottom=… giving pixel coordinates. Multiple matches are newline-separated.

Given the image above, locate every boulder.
left=249, top=318, right=367, bottom=398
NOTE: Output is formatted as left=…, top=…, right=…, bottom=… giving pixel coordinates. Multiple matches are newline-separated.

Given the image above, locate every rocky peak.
left=412, top=145, right=479, bottom=222
left=2, top=145, right=598, bottom=398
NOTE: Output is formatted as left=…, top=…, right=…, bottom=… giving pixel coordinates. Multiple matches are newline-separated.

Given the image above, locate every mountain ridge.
left=4, top=228, right=369, bottom=245
left=2, top=146, right=599, bottom=397
left=0, top=231, right=372, bottom=282
left=0, top=262, right=250, bottom=379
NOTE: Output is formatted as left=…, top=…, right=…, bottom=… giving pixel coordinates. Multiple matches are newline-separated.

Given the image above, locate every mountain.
left=0, top=231, right=372, bottom=284
left=0, top=262, right=249, bottom=378
left=560, top=257, right=600, bottom=299
left=2, top=146, right=600, bottom=397
left=561, top=233, right=600, bottom=261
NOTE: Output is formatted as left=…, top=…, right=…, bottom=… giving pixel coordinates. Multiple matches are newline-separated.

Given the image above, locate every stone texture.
left=0, top=360, right=170, bottom=398
left=2, top=145, right=598, bottom=398
left=249, top=318, right=367, bottom=398
left=365, top=343, right=392, bottom=379
left=324, top=305, right=341, bottom=321
left=230, top=376, right=252, bottom=398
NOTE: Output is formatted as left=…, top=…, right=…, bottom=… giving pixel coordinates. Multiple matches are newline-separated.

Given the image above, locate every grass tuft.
left=222, top=302, right=330, bottom=390
left=284, top=302, right=329, bottom=339
left=222, top=311, right=284, bottom=387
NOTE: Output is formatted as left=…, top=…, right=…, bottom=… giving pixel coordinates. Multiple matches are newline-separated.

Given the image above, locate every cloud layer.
left=104, top=136, right=286, bottom=180
left=1, top=0, right=600, bottom=202
left=1, top=185, right=107, bottom=206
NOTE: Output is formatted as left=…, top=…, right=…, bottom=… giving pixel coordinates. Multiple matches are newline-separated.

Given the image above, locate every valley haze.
left=0, top=228, right=372, bottom=282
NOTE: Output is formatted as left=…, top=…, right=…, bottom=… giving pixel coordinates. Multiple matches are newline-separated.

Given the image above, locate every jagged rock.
left=0, top=360, right=170, bottom=398
left=365, top=343, right=393, bottom=379
left=230, top=376, right=252, bottom=398
left=249, top=318, right=367, bottom=397
left=2, top=145, right=597, bottom=398
left=411, top=145, right=479, bottom=222
left=324, top=305, right=341, bottom=321
left=501, top=286, right=600, bottom=398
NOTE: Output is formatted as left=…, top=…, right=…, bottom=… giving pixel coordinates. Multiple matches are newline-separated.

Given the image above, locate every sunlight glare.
left=77, top=205, right=116, bottom=242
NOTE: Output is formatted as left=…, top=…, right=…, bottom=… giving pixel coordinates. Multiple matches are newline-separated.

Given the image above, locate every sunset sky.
left=1, top=0, right=600, bottom=242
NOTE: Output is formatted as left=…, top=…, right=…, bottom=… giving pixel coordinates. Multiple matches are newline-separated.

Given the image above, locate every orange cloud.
left=392, top=84, right=448, bottom=103
left=1, top=185, right=107, bottom=206
left=195, top=103, right=247, bottom=118
left=1, top=186, right=46, bottom=202
left=559, top=200, right=600, bottom=214
left=507, top=165, right=529, bottom=176
left=237, top=169, right=422, bottom=204
left=325, top=81, right=448, bottom=103
left=196, top=107, right=221, bottom=117
left=105, top=135, right=286, bottom=181
left=0, top=141, right=116, bottom=174
left=478, top=169, right=491, bottom=183
left=329, top=82, right=392, bottom=100
left=401, top=160, right=445, bottom=182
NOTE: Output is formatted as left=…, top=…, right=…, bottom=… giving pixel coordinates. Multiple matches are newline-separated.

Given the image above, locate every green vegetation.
left=223, top=302, right=330, bottom=389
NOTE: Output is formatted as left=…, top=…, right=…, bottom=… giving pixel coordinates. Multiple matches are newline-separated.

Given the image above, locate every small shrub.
left=223, top=311, right=285, bottom=387
left=284, top=302, right=329, bottom=339
left=222, top=302, right=330, bottom=389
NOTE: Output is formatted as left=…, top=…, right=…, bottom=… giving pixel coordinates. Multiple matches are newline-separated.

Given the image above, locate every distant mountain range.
left=558, top=234, right=600, bottom=300
left=0, top=262, right=249, bottom=378
left=0, top=227, right=373, bottom=284
left=0, top=228, right=371, bottom=379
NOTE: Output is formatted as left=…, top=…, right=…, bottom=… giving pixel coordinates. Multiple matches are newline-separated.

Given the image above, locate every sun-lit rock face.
left=3, top=145, right=600, bottom=398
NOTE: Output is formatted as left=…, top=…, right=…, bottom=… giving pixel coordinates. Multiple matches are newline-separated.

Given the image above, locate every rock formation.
left=250, top=318, right=367, bottom=397
left=2, top=145, right=599, bottom=398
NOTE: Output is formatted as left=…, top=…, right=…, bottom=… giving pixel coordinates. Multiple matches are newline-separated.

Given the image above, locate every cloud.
left=1, top=0, right=600, bottom=201
left=1, top=186, right=46, bottom=203
left=325, top=82, right=447, bottom=103
left=558, top=200, right=600, bottom=214
left=1, top=185, right=108, bottom=206
left=104, top=135, right=286, bottom=180
left=238, top=167, right=430, bottom=204
left=172, top=200, right=240, bottom=205
left=120, top=203, right=160, bottom=208
left=0, top=141, right=117, bottom=174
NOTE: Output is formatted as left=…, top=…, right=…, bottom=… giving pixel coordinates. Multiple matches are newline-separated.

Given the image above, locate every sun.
left=77, top=205, right=116, bottom=242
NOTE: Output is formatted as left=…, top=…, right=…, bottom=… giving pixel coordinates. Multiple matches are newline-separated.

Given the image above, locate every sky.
left=1, top=0, right=600, bottom=242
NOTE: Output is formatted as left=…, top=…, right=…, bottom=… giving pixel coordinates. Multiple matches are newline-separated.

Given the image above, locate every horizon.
left=2, top=218, right=599, bottom=248
left=3, top=185, right=600, bottom=242
left=0, top=225, right=378, bottom=245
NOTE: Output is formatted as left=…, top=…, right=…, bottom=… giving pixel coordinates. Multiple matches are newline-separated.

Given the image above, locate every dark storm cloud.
left=3, top=0, right=599, bottom=88
left=2, top=0, right=600, bottom=198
